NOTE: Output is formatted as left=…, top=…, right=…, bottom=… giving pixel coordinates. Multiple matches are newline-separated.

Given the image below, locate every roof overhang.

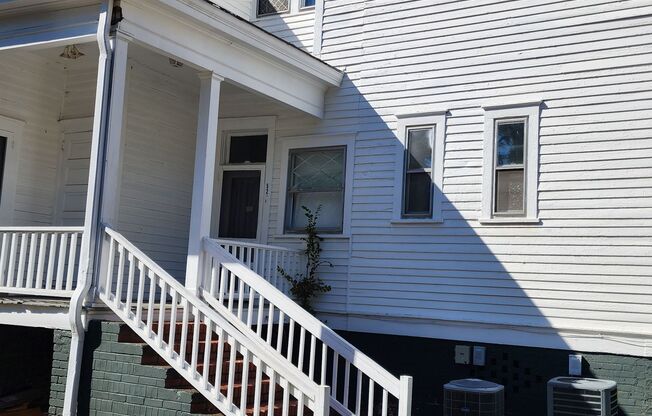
left=119, top=0, right=343, bottom=117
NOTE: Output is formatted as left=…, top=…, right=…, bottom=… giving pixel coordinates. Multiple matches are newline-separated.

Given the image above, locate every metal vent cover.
left=443, top=379, right=504, bottom=416
left=547, top=377, right=618, bottom=416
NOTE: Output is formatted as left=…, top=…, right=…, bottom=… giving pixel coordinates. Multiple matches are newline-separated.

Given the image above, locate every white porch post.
left=185, top=72, right=223, bottom=292
left=101, top=33, right=130, bottom=227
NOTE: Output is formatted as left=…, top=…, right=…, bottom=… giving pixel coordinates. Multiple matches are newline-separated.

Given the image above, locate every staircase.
left=98, top=227, right=412, bottom=416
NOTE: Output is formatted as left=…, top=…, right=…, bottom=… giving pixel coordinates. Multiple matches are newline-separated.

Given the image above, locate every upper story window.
left=481, top=102, right=541, bottom=223
left=257, top=0, right=289, bottom=16
left=285, top=146, right=345, bottom=233
left=302, top=0, right=316, bottom=8
left=393, top=112, right=446, bottom=223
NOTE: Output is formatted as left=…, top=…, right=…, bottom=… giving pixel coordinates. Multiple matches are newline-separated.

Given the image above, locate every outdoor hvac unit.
left=547, top=377, right=618, bottom=416
left=443, top=378, right=504, bottom=416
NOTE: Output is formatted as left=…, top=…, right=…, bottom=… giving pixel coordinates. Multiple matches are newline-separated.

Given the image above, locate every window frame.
left=277, top=134, right=354, bottom=238
left=393, top=111, right=446, bottom=224
left=0, top=115, right=22, bottom=225
left=284, top=145, right=346, bottom=234
left=481, top=102, right=541, bottom=224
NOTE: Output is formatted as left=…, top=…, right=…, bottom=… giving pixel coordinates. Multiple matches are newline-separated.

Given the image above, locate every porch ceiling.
left=119, top=0, right=343, bottom=118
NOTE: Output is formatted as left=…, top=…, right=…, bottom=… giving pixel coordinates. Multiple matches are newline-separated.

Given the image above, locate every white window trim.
left=212, top=116, right=276, bottom=243
left=480, top=101, right=541, bottom=224
left=392, top=111, right=446, bottom=224
left=277, top=134, right=354, bottom=238
left=253, top=0, right=314, bottom=19
left=0, top=115, right=24, bottom=225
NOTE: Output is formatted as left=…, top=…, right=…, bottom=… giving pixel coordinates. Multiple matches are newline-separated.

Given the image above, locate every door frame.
left=211, top=116, right=276, bottom=243
left=54, top=117, right=94, bottom=226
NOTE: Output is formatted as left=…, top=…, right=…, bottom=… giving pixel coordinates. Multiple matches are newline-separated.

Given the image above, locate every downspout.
left=63, top=1, right=114, bottom=414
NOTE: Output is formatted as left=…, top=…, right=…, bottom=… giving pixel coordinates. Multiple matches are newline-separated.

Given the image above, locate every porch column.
left=185, top=72, right=223, bottom=292
left=101, top=33, right=130, bottom=227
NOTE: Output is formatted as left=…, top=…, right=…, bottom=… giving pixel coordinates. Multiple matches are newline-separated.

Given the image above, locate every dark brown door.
left=219, top=170, right=261, bottom=239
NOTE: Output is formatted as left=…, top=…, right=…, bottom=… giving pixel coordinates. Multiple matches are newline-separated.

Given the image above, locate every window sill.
left=275, top=233, right=350, bottom=240
left=478, top=217, right=541, bottom=225
left=391, top=218, right=443, bottom=225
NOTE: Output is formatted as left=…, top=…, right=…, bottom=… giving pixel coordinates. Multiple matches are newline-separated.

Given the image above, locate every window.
left=285, top=146, right=345, bottom=233
left=393, top=112, right=446, bottom=223
left=481, top=102, right=541, bottom=223
left=257, top=0, right=289, bottom=16
left=228, top=134, right=268, bottom=164
left=302, top=0, right=316, bottom=8
left=0, top=115, right=22, bottom=224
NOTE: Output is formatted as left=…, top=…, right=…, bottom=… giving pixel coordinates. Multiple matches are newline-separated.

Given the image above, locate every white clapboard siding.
left=308, top=0, right=652, bottom=339
left=207, top=0, right=252, bottom=20
left=116, top=58, right=199, bottom=282
left=0, top=50, right=67, bottom=226
left=254, top=10, right=316, bottom=52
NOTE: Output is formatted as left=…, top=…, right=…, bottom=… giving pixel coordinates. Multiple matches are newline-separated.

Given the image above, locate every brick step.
left=190, top=392, right=305, bottom=416
left=164, top=361, right=259, bottom=388
left=118, top=322, right=210, bottom=343
left=141, top=342, right=234, bottom=366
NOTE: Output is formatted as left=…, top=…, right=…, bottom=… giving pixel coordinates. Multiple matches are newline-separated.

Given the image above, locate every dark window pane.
left=0, top=136, right=6, bottom=200
left=303, top=0, right=315, bottom=6
left=407, top=128, right=433, bottom=170
left=495, top=169, right=524, bottom=214
left=404, top=172, right=432, bottom=216
left=229, top=135, right=267, bottom=164
left=496, top=121, right=525, bottom=166
left=258, top=0, right=289, bottom=15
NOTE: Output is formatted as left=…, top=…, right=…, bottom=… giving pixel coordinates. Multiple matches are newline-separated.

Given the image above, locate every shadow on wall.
left=311, top=73, right=633, bottom=416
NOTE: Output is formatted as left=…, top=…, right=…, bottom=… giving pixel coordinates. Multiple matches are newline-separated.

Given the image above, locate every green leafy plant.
left=277, top=206, right=332, bottom=313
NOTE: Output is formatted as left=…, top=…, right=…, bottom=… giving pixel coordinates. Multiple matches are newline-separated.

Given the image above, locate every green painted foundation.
left=338, top=330, right=652, bottom=416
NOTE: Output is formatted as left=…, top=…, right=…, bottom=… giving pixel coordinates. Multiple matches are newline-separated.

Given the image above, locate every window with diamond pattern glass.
left=285, top=146, right=345, bottom=233
left=258, top=0, right=289, bottom=16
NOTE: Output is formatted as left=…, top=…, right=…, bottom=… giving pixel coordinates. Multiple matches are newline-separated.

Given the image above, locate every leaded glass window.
left=285, top=146, right=345, bottom=233
left=257, top=0, right=289, bottom=16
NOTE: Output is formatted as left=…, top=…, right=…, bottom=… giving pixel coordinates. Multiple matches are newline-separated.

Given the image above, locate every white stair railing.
left=0, top=226, right=83, bottom=297
left=99, top=227, right=330, bottom=416
left=214, top=239, right=305, bottom=295
left=202, top=238, right=413, bottom=416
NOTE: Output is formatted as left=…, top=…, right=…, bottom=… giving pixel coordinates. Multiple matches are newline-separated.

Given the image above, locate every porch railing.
left=201, top=238, right=413, bottom=416
left=214, top=239, right=305, bottom=295
left=0, top=227, right=83, bottom=297
left=99, top=226, right=329, bottom=416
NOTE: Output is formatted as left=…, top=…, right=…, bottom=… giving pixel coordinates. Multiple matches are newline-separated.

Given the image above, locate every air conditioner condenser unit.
left=547, top=377, right=617, bottom=416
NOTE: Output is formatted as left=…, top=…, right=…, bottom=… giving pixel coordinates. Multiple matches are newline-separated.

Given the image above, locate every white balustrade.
left=202, top=238, right=413, bottom=416
left=214, top=239, right=305, bottom=295
left=99, top=227, right=328, bottom=416
left=0, top=227, right=83, bottom=297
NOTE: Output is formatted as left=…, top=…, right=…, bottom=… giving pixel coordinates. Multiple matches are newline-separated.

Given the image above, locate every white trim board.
left=0, top=115, right=25, bottom=225
left=276, top=133, right=355, bottom=238
left=322, top=312, right=652, bottom=358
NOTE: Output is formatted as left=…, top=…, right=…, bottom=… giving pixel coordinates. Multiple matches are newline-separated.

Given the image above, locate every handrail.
left=202, top=237, right=412, bottom=416
left=214, top=239, right=302, bottom=253
left=99, top=227, right=327, bottom=416
left=0, top=227, right=84, bottom=297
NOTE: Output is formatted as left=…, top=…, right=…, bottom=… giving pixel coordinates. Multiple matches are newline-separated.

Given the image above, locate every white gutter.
left=63, top=1, right=114, bottom=414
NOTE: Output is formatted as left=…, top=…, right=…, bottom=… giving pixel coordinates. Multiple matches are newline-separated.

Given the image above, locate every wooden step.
left=164, top=360, right=258, bottom=388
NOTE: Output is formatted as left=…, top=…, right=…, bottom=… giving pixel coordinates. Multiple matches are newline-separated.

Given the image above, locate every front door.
left=218, top=170, right=261, bottom=239
left=55, top=129, right=92, bottom=225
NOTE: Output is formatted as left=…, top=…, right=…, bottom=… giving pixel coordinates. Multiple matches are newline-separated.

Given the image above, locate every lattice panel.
left=258, top=0, right=289, bottom=16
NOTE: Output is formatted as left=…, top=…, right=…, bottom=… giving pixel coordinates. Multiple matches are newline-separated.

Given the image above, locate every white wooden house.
left=0, top=0, right=650, bottom=415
